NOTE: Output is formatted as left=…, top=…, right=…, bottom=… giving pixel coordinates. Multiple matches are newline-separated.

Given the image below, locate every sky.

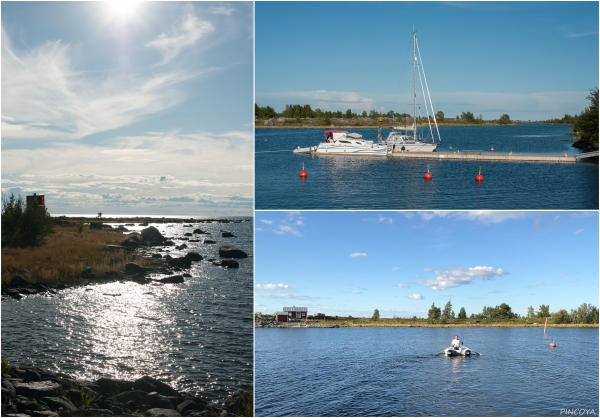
left=256, top=1, right=599, bottom=121
left=1, top=2, right=253, bottom=216
left=255, top=211, right=599, bottom=319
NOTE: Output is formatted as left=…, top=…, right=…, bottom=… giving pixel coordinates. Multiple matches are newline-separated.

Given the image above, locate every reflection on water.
left=2, top=219, right=253, bottom=404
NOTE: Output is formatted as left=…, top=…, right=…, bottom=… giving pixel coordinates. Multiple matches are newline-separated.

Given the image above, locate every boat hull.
left=444, top=346, right=472, bottom=356
left=314, top=143, right=388, bottom=155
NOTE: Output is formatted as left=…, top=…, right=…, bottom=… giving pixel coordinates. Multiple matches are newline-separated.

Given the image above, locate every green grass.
left=1, top=357, right=10, bottom=375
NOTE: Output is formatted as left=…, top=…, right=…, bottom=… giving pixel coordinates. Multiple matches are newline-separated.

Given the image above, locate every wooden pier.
left=388, top=150, right=577, bottom=163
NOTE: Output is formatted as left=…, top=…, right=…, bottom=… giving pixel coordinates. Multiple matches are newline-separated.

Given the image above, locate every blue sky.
left=256, top=1, right=599, bottom=121
left=255, top=211, right=599, bottom=319
left=2, top=2, right=253, bottom=216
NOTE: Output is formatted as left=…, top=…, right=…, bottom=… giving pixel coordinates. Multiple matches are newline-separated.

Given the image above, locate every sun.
left=107, top=1, right=139, bottom=21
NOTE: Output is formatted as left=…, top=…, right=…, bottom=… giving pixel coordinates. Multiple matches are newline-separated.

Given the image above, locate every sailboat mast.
left=413, top=30, right=417, bottom=134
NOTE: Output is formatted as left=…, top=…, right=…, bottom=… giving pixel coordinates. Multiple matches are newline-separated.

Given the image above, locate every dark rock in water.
left=151, top=237, right=164, bottom=246
left=41, top=396, right=77, bottom=412
left=9, top=292, right=23, bottom=300
left=122, top=237, right=140, bottom=248
left=157, top=275, right=184, bottom=284
left=220, top=260, right=239, bottom=268
left=218, top=246, right=248, bottom=258
left=23, top=370, right=41, bottom=383
left=175, top=244, right=187, bottom=250
left=147, top=392, right=174, bottom=410
left=184, top=252, right=202, bottom=262
left=176, top=400, right=205, bottom=415
left=90, top=222, right=103, bottom=230
left=192, top=229, right=206, bottom=234
left=164, top=254, right=173, bottom=260
left=182, top=273, right=192, bottom=278
left=167, top=258, right=191, bottom=268
left=125, top=263, right=146, bottom=275
left=115, top=226, right=129, bottom=232
left=163, top=240, right=175, bottom=246
left=10, top=275, right=29, bottom=288
left=188, top=239, right=200, bottom=243
left=131, top=273, right=148, bottom=284
left=14, top=381, right=62, bottom=398
left=183, top=233, right=193, bottom=237
left=95, top=378, right=134, bottom=394
left=144, top=408, right=182, bottom=417
left=133, top=376, right=179, bottom=398
left=203, top=240, right=216, bottom=244
left=30, top=283, right=48, bottom=293
left=142, top=226, right=164, bottom=241
left=19, top=288, right=38, bottom=295
left=81, top=267, right=96, bottom=279
left=151, top=254, right=162, bottom=259
left=221, top=231, right=235, bottom=238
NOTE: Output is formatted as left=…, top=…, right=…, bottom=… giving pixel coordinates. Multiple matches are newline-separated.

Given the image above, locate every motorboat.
left=444, top=346, right=472, bottom=356
left=379, top=30, right=441, bottom=152
left=294, top=130, right=388, bottom=156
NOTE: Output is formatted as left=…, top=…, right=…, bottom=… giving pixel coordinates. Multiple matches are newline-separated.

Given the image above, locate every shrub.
left=1, top=192, right=54, bottom=247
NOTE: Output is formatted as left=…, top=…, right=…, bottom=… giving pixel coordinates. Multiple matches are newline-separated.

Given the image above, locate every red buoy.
left=299, top=162, right=307, bottom=178
left=490, top=145, right=494, bottom=152
left=449, top=144, right=453, bottom=150
left=475, top=166, right=484, bottom=182
left=550, top=342, right=556, bottom=348
left=424, top=164, right=432, bottom=180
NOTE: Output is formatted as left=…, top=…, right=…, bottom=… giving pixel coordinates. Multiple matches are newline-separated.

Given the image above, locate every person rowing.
left=450, top=335, right=464, bottom=348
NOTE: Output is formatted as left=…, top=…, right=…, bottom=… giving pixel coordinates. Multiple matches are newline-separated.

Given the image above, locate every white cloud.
left=209, top=5, right=235, bottom=15
left=407, top=294, right=424, bottom=300
left=396, top=284, right=410, bottom=288
left=146, top=10, right=214, bottom=64
left=349, top=253, right=367, bottom=258
left=415, top=211, right=533, bottom=223
left=260, top=219, right=274, bottom=225
left=574, top=229, right=583, bottom=234
left=256, top=283, right=289, bottom=290
left=419, top=266, right=509, bottom=290
left=274, top=225, right=302, bottom=237
left=257, top=90, right=376, bottom=112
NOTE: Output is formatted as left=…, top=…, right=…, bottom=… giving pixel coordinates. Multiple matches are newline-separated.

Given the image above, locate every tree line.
left=255, top=103, right=511, bottom=125
left=424, top=300, right=598, bottom=324
left=1, top=193, right=54, bottom=248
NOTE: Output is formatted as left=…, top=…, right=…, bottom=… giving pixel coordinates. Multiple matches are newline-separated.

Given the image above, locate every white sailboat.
left=380, top=30, right=441, bottom=152
left=294, top=130, right=388, bottom=156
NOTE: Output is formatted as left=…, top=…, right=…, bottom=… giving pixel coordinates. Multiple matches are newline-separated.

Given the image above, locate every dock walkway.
left=388, top=151, right=576, bottom=163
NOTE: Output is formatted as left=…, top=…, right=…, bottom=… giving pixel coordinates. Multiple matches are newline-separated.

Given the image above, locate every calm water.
left=255, top=125, right=599, bottom=210
left=255, top=327, right=599, bottom=416
left=1, top=219, right=253, bottom=404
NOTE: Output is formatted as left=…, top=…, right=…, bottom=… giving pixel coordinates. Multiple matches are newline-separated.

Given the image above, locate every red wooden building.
left=275, top=306, right=308, bottom=322
left=26, top=193, right=45, bottom=207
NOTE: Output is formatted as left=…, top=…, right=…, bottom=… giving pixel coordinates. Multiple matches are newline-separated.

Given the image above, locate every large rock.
left=40, top=396, right=77, bottom=412
left=133, top=376, right=178, bottom=398
left=184, top=252, right=202, bottom=262
left=81, top=267, right=96, bottom=279
left=2, top=380, right=16, bottom=399
left=221, top=232, right=235, bottom=238
left=218, top=246, right=248, bottom=259
left=144, top=408, right=182, bottom=417
left=157, top=276, right=184, bottom=284
left=176, top=400, right=205, bottom=415
left=141, top=227, right=164, bottom=242
left=125, top=263, right=146, bottom=275
left=31, top=410, right=60, bottom=417
left=10, top=276, right=29, bottom=288
left=15, top=395, right=42, bottom=412
left=146, top=392, right=174, bottom=410
left=14, top=381, right=62, bottom=399
left=220, top=260, right=239, bottom=268
left=95, top=378, right=134, bottom=395
left=167, top=258, right=191, bottom=268
left=116, top=390, right=148, bottom=406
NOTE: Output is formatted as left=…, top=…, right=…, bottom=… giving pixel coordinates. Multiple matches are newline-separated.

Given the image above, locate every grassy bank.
left=1, top=224, right=148, bottom=286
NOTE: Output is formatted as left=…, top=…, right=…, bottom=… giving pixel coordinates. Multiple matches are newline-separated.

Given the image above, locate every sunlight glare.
left=107, top=1, right=138, bottom=20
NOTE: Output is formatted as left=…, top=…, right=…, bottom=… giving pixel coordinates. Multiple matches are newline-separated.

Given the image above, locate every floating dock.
left=388, top=150, right=577, bottom=163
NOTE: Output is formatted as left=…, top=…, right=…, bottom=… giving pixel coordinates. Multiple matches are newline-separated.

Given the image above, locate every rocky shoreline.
left=1, top=364, right=250, bottom=417
left=1, top=223, right=250, bottom=299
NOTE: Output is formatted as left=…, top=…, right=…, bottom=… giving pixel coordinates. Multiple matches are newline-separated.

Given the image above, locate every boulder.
left=203, top=240, right=216, bottom=244
left=14, top=381, right=62, bottom=399
left=90, top=222, right=103, bottom=230
left=95, top=378, right=134, bottom=395
left=218, top=246, right=248, bottom=259
left=221, top=232, right=235, bottom=238
left=10, top=276, right=29, bottom=288
left=116, top=390, right=148, bottom=406
left=2, top=380, right=16, bottom=399
left=146, top=392, right=174, bottom=410
left=40, top=396, right=77, bottom=411
left=157, top=276, right=184, bottom=284
left=125, top=263, right=146, bottom=275
left=151, top=237, right=164, bottom=246
left=15, top=395, right=42, bottom=412
left=141, top=227, right=164, bottom=242
left=192, top=229, right=206, bottom=234
left=167, top=258, right=191, bottom=268
left=151, top=254, right=163, bottom=259
left=131, top=274, right=148, bottom=285
left=23, top=370, right=41, bottom=383
left=176, top=400, right=205, bottom=415
left=183, top=233, right=193, bottom=237
left=175, top=244, right=187, bottom=250
left=220, top=260, right=239, bottom=268
left=144, top=408, right=182, bottom=417
left=133, top=376, right=178, bottom=398
left=31, top=410, right=59, bottom=417
left=184, top=252, right=202, bottom=262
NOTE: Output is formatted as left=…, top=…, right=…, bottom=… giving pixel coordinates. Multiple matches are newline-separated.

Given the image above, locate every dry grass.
left=1, top=225, right=149, bottom=285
